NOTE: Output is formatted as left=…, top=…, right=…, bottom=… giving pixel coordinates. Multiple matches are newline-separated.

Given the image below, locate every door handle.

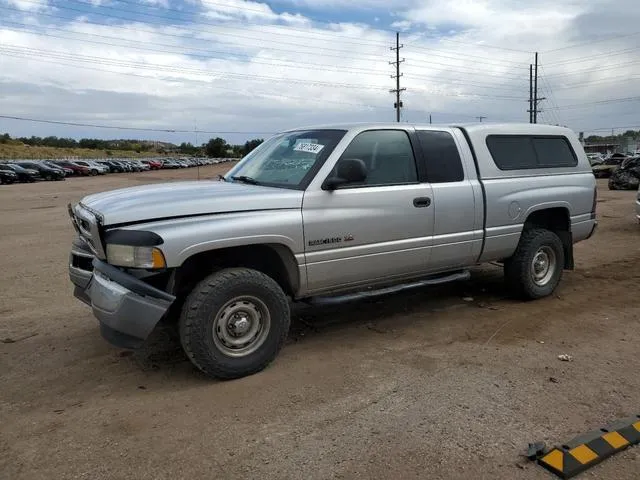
left=413, top=197, right=431, bottom=208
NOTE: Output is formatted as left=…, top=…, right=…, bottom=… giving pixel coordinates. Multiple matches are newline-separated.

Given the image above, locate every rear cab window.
left=486, top=135, right=578, bottom=170
left=415, top=130, right=465, bottom=183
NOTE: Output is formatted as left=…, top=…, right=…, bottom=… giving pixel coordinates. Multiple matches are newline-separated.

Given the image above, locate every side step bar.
left=305, top=270, right=470, bottom=307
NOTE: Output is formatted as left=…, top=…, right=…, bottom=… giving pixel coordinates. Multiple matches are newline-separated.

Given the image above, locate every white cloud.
left=0, top=0, right=639, bottom=142
left=390, top=20, right=411, bottom=30
left=140, top=0, right=170, bottom=7
left=3, top=0, right=49, bottom=11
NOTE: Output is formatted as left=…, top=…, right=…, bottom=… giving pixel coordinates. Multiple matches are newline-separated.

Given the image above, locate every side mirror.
left=323, top=158, right=367, bottom=190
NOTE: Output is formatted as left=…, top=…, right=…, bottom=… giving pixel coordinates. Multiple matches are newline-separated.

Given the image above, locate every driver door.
left=302, top=128, right=435, bottom=294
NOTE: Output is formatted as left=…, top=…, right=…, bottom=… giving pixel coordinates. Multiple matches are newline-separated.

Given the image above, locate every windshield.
left=7, top=164, right=27, bottom=173
left=225, top=129, right=347, bottom=189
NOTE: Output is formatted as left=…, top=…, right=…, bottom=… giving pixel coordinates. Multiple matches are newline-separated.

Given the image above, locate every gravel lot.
left=1, top=167, right=639, bottom=480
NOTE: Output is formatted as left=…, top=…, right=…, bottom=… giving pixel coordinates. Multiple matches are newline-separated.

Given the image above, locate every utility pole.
left=533, top=52, right=538, bottom=123
left=529, top=64, right=533, bottom=123
left=527, top=53, right=547, bottom=123
left=194, top=119, right=200, bottom=181
left=429, top=114, right=432, bottom=124
left=476, top=116, right=487, bottom=122
left=390, top=32, right=405, bottom=123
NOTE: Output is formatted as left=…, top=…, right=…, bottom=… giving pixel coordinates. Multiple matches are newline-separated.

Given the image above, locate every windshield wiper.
left=217, top=174, right=227, bottom=182
left=231, top=175, right=260, bottom=185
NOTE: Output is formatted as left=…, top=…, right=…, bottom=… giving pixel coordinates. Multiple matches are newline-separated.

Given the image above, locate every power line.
left=114, top=0, right=394, bottom=47
left=401, top=45, right=530, bottom=68
left=538, top=65, right=563, bottom=125
left=543, top=59, right=640, bottom=78
left=544, top=46, right=640, bottom=67
left=0, top=51, right=392, bottom=110
left=578, top=125, right=640, bottom=133
left=545, top=96, right=640, bottom=111
left=15, top=0, right=393, bottom=49
left=0, top=5, right=388, bottom=65
left=0, top=22, right=528, bottom=89
left=0, top=46, right=525, bottom=103
left=2, top=1, right=534, bottom=77
left=3, top=1, right=392, bottom=62
left=0, top=114, right=275, bottom=134
left=405, top=36, right=532, bottom=54
left=91, top=0, right=532, bottom=55
left=0, top=7, right=530, bottom=85
left=0, top=44, right=390, bottom=91
left=551, top=74, right=640, bottom=90
left=0, top=21, right=388, bottom=77
left=543, top=30, right=640, bottom=53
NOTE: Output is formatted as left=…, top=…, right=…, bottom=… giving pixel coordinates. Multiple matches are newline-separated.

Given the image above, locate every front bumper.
left=69, top=241, right=175, bottom=349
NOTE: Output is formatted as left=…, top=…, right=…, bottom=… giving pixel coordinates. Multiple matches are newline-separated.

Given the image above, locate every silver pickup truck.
left=68, top=123, right=597, bottom=379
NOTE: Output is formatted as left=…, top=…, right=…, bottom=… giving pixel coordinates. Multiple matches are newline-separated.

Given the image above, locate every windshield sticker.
left=293, top=142, right=325, bottom=154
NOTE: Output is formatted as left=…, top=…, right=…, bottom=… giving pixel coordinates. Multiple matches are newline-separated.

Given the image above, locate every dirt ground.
left=1, top=167, right=639, bottom=480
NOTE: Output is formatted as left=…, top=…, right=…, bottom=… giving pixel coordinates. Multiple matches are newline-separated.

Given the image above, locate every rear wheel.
left=90, top=169, right=98, bottom=176
left=504, top=228, right=565, bottom=300
left=179, top=268, right=290, bottom=379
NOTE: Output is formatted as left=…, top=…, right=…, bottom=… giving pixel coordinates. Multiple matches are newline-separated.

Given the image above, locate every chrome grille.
left=68, top=203, right=106, bottom=259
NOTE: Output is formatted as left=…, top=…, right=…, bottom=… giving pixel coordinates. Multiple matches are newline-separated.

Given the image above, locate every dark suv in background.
left=0, top=164, right=41, bottom=182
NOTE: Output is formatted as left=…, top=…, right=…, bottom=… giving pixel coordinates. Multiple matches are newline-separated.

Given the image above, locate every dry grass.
left=0, top=143, right=168, bottom=159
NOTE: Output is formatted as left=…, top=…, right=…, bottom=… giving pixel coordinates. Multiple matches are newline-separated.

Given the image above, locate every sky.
left=0, top=0, right=639, bottom=144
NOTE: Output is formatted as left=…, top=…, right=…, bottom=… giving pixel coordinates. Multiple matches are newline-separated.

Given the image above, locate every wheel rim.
left=212, top=296, right=271, bottom=357
left=531, top=246, right=557, bottom=286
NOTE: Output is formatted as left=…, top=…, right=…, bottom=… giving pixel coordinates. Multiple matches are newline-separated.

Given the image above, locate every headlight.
left=106, top=244, right=166, bottom=269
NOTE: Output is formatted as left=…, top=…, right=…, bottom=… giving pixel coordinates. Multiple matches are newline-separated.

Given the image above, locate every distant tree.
left=0, top=133, right=10, bottom=144
left=205, top=137, right=228, bottom=157
left=243, top=138, right=264, bottom=156
left=179, top=142, right=199, bottom=155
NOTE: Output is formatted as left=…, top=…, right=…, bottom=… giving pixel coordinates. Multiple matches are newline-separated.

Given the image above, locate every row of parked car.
left=0, top=157, right=234, bottom=184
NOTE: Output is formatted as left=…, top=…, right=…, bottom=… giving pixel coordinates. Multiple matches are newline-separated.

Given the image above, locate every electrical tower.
left=390, top=32, right=405, bottom=123
left=528, top=52, right=546, bottom=123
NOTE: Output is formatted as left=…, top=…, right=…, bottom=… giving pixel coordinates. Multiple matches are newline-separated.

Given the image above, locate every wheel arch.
left=522, top=206, right=573, bottom=269
left=173, top=243, right=300, bottom=299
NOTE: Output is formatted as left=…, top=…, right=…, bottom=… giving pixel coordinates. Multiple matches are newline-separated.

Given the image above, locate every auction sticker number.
left=293, top=142, right=325, bottom=154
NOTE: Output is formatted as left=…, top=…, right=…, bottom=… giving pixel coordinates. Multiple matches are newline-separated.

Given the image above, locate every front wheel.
left=179, top=268, right=290, bottom=379
left=504, top=228, right=565, bottom=300
left=90, top=169, right=98, bottom=176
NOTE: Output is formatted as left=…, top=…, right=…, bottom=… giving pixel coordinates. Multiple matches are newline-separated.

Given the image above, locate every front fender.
left=107, top=210, right=305, bottom=268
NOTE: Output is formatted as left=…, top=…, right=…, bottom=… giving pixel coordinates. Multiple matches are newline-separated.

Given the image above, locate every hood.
left=80, top=180, right=304, bottom=226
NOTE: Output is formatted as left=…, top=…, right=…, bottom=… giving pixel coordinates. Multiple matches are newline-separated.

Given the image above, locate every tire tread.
left=179, top=268, right=290, bottom=379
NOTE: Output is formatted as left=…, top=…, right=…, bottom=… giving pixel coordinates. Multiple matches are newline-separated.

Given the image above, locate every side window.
left=486, top=135, right=578, bottom=170
left=486, top=136, right=537, bottom=170
left=532, top=137, right=578, bottom=167
left=337, top=130, right=418, bottom=186
left=416, top=130, right=464, bottom=183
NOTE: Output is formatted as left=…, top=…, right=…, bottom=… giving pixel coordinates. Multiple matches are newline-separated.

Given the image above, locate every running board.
left=304, top=270, right=471, bottom=307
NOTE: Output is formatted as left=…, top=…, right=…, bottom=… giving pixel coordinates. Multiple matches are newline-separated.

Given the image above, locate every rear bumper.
left=69, top=241, right=175, bottom=349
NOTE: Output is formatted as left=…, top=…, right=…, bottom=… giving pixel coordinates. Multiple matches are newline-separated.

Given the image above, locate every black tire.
left=179, top=268, right=290, bottom=379
left=504, top=228, right=565, bottom=300
left=90, top=169, right=98, bottom=176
